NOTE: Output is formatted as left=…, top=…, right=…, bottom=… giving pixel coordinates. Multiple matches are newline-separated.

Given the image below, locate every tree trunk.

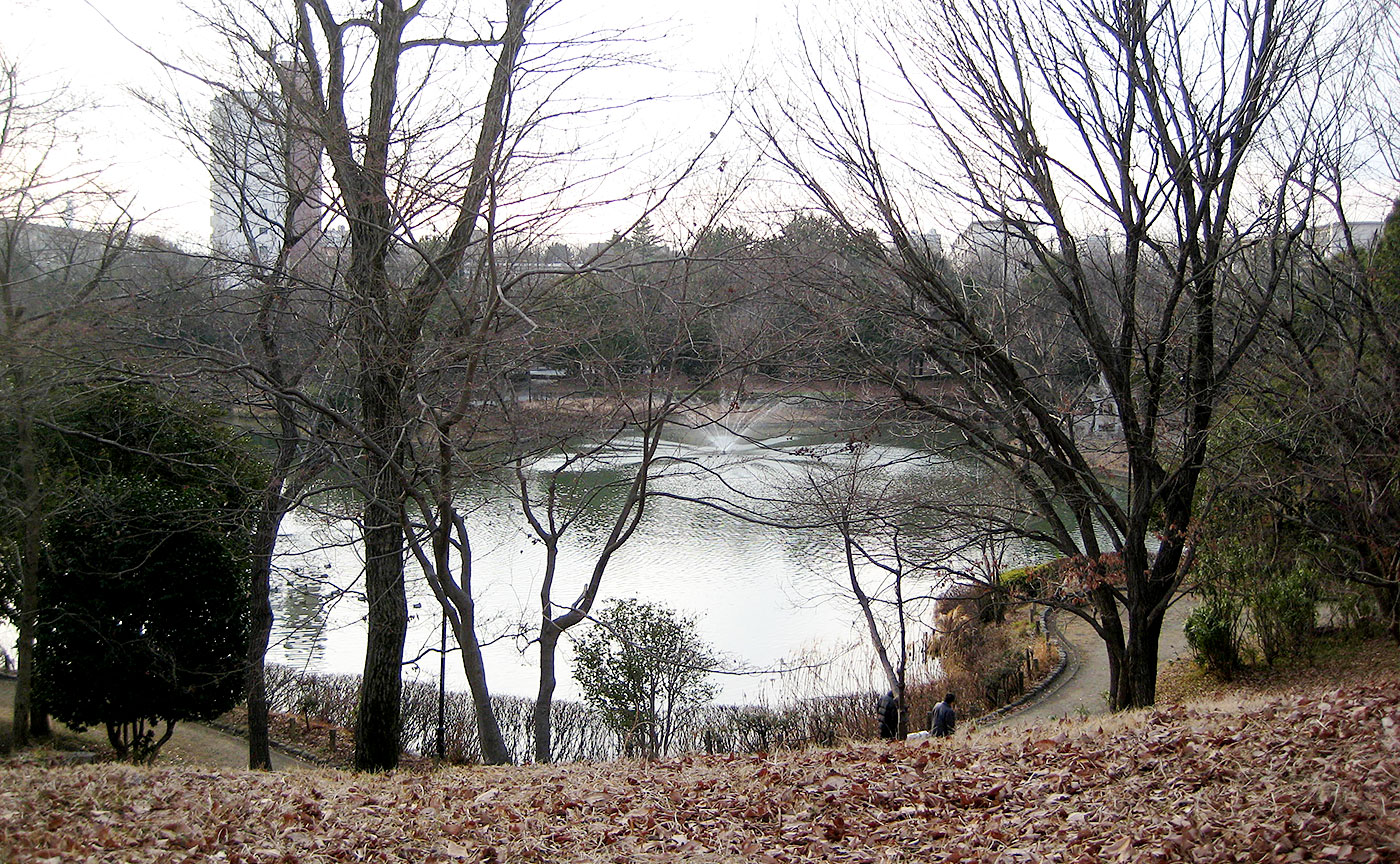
left=1119, top=579, right=1170, bottom=709
left=1108, top=526, right=1180, bottom=709
left=525, top=422, right=660, bottom=764
left=453, top=611, right=510, bottom=765
left=245, top=580, right=274, bottom=769
left=245, top=390, right=306, bottom=770
left=245, top=486, right=286, bottom=770
left=1378, top=582, right=1400, bottom=646
left=1085, top=584, right=1128, bottom=710
left=12, top=516, right=39, bottom=747
left=1122, top=613, right=1164, bottom=708
left=12, top=376, right=45, bottom=747
left=533, top=622, right=561, bottom=764
left=354, top=438, right=407, bottom=771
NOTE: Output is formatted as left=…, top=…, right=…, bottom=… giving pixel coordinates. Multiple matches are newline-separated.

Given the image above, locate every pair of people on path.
left=877, top=691, right=957, bottom=739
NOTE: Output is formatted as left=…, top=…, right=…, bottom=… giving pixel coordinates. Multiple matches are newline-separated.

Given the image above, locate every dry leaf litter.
left=2, top=678, right=1397, bottom=863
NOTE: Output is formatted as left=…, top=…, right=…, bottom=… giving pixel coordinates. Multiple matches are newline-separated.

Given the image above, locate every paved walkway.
left=988, top=595, right=1199, bottom=731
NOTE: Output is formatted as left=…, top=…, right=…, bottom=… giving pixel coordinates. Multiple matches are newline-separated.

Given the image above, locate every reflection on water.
left=269, top=515, right=366, bottom=673
left=270, top=567, right=334, bottom=669
left=267, top=407, right=991, bottom=703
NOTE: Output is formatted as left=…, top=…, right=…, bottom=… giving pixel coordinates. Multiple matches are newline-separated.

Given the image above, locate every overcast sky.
left=7, top=0, right=788, bottom=246
left=10, top=0, right=1393, bottom=249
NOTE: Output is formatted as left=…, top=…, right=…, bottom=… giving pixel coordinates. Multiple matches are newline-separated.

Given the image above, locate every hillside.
left=2, top=669, right=1395, bottom=863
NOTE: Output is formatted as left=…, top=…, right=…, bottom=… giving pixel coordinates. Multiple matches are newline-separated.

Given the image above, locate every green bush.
left=36, top=478, right=250, bottom=762
left=572, top=598, right=718, bottom=759
left=1184, top=595, right=1243, bottom=677
left=999, top=563, right=1051, bottom=599
left=1250, top=566, right=1318, bottom=665
left=1190, top=494, right=1325, bottom=673
left=23, top=384, right=262, bottom=763
left=1329, top=581, right=1381, bottom=634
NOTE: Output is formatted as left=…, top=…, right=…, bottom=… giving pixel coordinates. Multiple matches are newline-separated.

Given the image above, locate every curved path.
left=0, top=677, right=315, bottom=771
left=132, top=721, right=316, bottom=771
left=987, top=595, right=1199, bottom=731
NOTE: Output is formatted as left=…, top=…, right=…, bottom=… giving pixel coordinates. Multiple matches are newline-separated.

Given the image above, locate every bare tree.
left=509, top=324, right=733, bottom=761
left=174, top=0, right=742, bottom=768
left=177, top=0, right=535, bottom=770
left=298, top=0, right=533, bottom=771
left=761, top=0, right=1350, bottom=708
left=788, top=444, right=946, bottom=738
left=161, top=56, right=339, bottom=771
left=399, top=199, right=782, bottom=764
left=508, top=401, right=668, bottom=764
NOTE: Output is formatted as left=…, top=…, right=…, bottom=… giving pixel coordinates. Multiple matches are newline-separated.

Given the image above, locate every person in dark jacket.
left=928, top=692, right=957, bottom=738
left=877, top=690, right=899, bottom=739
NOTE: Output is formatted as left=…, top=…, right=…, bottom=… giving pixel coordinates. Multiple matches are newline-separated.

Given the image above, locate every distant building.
left=1309, top=221, right=1385, bottom=258
left=903, top=229, right=943, bottom=258
left=1072, top=232, right=1115, bottom=263
left=952, top=219, right=1034, bottom=285
left=208, top=63, right=323, bottom=270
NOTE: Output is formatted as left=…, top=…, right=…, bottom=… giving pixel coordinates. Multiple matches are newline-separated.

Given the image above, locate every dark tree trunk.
left=527, top=418, right=660, bottom=764
left=435, top=511, right=510, bottom=765
left=245, top=573, right=274, bottom=769
left=530, top=537, right=573, bottom=765
left=11, top=373, right=42, bottom=748
left=12, top=515, right=40, bottom=748
left=354, top=364, right=408, bottom=771
left=533, top=621, right=562, bottom=764
left=1086, top=584, right=1128, bottom=710
left=1122, top=614, right=1163, bottom=708
left=244, top=385, right=306, bottom=770
left=342, top=20, right=412, bottom=769
left=245, top=485, right=287, bottom=770
left=455, top=614, right=509, bottom=764
left=1378, top=582, right=1400, bottom=646
left=354, top=491, right=407, bottom=771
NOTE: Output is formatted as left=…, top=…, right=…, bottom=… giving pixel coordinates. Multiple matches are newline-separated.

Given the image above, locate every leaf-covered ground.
left=2, top=678, right=1397, bottom=863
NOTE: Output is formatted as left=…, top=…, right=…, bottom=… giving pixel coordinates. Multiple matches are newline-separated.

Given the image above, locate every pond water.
left=266, top=405, right=983, bottom=705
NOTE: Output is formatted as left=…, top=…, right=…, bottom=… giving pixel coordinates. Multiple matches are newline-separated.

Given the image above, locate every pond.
left=267, top=404, right=986, bottom=705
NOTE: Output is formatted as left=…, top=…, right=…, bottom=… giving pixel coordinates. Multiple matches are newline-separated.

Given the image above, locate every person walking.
left=928, top=692, right=957, bottom=738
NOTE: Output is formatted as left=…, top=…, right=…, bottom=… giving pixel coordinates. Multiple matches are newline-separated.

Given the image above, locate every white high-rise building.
left=953, top=219, right=1033, bottom=286
left=1309, top=221, right=1385, bottom=258
left=209, top=64, right=322, bottom=269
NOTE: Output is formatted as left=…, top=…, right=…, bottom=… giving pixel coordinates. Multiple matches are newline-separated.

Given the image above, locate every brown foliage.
left=935, top=605, right=1056, bottom=717
left=2, top=675, right=1395, bottom=862
left=1008, top=555, right=1127, bottom=604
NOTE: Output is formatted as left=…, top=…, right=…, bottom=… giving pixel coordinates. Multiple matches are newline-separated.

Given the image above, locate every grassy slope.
left=1, top=635, right=1396, bottom=863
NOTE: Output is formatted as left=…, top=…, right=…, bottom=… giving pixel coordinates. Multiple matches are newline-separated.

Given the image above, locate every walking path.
left=0, top=677, right=315, bottom=771
left=985, top=594, right=1199, bottom=731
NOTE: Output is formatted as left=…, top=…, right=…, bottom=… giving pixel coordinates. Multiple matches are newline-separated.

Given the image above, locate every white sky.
left=8, top=0, right=1394, bottom=249
left=7, top=0, right=793, bottom=246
